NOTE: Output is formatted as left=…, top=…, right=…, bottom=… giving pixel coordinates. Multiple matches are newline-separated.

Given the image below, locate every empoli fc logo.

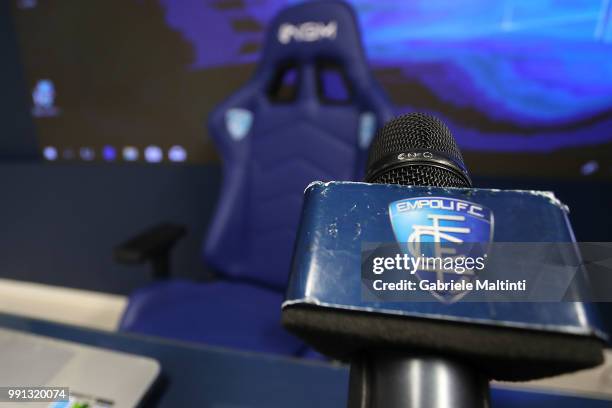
left=388, top=197, right=493, bottom=303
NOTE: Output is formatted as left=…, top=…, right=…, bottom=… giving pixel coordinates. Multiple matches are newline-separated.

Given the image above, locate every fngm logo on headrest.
left=278, top=21, right=338, bottom=44
left=389, top=197, right=494, bottom=303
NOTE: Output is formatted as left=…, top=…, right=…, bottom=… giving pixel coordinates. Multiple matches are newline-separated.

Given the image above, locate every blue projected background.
left=11, top=0, right=612, bottom=177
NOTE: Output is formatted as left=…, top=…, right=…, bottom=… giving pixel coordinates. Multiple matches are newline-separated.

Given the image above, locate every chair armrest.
left=114, top=223, right=187, bottom=279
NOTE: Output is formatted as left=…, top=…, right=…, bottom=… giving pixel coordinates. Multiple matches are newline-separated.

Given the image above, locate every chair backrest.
left=205, top=0, right=394, bottom=290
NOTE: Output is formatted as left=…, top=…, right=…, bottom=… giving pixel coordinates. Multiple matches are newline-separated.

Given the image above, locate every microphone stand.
left=347, top=351, right=490, bottom=408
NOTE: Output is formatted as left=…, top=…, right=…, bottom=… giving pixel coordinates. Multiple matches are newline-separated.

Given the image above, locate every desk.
left=0, top=313, right=607, bottom=408
left=0, top=313, right=347, bottom=407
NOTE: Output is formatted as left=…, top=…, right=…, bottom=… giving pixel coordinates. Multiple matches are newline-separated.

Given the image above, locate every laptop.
left=0, top=328, right=159, bottom=408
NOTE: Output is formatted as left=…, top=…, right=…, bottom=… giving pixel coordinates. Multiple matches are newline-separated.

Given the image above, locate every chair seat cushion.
left=119, top=280, right=305, bottom=356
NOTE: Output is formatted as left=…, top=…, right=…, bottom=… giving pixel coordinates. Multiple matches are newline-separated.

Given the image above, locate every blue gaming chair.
left=119, top=0, right=394, bottom=356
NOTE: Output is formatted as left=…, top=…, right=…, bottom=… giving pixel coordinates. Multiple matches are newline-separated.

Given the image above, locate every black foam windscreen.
left=282, top=305, right=603, bottom=381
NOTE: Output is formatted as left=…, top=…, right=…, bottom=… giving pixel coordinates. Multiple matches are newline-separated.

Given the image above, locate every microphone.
left=358, top=113, right=487, bottom=407
left=365, top=112, right=471, bottom=188
left=282, top=113, right=605, bottom=408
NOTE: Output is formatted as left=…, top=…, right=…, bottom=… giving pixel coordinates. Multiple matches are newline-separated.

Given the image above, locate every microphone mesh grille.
left=367, top=112, right=465, bottom=170
left=366, top=112, right=470, bottom=188
left=369, top=165, right=468, bottom=187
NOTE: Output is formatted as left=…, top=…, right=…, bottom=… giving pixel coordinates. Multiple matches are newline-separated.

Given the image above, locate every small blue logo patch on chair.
left=358, top=112, right=376, bottom=149
left=225, top=108, right=253, bottom=141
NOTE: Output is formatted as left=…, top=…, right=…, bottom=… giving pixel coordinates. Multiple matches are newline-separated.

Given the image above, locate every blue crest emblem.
left=225, top=108, right=253, bottom=141
left=389, top=197, right=493, bottom=303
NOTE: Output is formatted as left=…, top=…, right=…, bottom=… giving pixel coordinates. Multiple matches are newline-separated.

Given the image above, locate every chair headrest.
left=258, top=1, right=370, bottom=80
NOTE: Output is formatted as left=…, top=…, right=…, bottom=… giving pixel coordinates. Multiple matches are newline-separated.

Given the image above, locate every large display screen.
left=10, top=0, right=612, bottom=178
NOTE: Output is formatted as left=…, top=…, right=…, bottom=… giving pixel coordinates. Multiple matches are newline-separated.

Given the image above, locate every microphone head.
left=365, top=113, right=472, bottom=187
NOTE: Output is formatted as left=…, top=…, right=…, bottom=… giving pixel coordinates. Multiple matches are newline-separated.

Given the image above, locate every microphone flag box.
left=283, top=181, right=607, bottom=342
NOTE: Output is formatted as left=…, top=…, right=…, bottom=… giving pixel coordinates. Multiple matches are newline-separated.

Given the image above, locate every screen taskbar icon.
left=102, top=145, right=117, bottom=162
left=122, top=146, right=139, bottom=162
left=42, top=145, right=189, bottom=163
left=144, top=145, right=163, bottom=163
left=42, top=146, right=57, bottom=161
left=168, top=145, right=187, bottom=162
